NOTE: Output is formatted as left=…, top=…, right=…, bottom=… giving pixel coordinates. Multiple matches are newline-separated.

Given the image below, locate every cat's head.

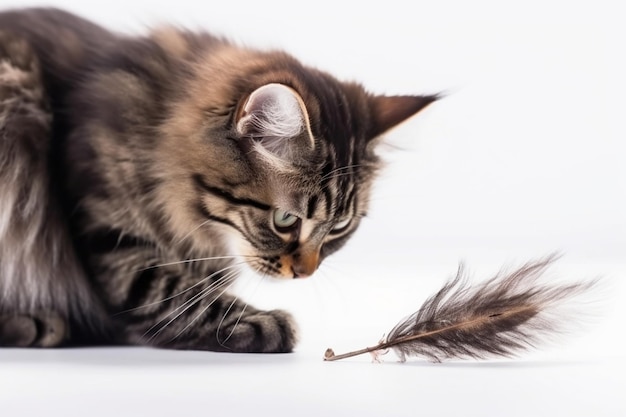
left=156, top=39, right=436, bottom=278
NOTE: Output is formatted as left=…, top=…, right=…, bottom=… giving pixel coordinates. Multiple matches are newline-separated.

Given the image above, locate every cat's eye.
left=273, top=208, right=300, bottom=233
left=331, top=218, right=351, bottom=233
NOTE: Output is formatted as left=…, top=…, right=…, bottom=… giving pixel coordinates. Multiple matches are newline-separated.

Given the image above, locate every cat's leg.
left=0, top=313, right=68, bottom=347
left=165, top=296, right=297, bottom=353
left=122, top=279, right=298, bottom=353
left=89, top=247, right=297, bottom=352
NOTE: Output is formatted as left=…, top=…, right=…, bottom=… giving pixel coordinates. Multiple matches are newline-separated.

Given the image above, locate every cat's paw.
left=216, top=309, right=298, bottom=353
left=0, top=313, right=68, bottom=347
left=33, top=312, right=68, bottom=347
left=0, top=315, right=37, bottom=347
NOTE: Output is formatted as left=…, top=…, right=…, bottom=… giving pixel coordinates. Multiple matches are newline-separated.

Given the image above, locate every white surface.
left=1, top=1, right=624, bottom=416
left=1, top=348, right=623, bottom=417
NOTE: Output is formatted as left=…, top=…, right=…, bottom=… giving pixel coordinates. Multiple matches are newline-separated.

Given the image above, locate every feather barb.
left=324, top=255, right=598, bottom=363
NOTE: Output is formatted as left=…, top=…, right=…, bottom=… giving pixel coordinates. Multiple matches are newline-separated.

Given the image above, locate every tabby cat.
left=0, top=8, right=436, bottom=352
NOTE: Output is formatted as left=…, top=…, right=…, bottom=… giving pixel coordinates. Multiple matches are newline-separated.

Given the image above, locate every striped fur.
left=0, top=8, right=436, bottom=352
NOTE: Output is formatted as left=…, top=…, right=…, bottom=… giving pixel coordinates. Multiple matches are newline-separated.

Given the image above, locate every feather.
left=324, top=255, right=598, bottom=363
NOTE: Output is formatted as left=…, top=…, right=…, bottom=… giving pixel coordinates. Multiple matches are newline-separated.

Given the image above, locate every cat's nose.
left=291, top=266, right=311, bottom=278
left=291, top=251, right=319, bottom=278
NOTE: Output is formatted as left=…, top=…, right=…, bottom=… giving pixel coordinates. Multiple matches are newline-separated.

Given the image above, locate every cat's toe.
left=217, top=309, right=298, bottom=353
left=33, top=313, right=68, bottom=347
left=0, top=315, right=37, bottom=347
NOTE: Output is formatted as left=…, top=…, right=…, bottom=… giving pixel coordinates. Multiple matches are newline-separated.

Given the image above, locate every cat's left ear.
left=236, top=83, right=314, bottom=161
left=368, top=94, right=439, bottom=139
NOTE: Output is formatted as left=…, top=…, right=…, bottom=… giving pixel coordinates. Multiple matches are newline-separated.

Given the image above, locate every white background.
left=1, top=1, right=624, bottom=416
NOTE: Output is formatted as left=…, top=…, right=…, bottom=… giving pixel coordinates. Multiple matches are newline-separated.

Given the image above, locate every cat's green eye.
left=273, top=208, right=300, bottom=232
left=331, top=218, right=351, bottom=232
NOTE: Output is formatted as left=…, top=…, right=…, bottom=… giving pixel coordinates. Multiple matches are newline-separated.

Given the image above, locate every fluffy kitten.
left=0, top=8, right=436, bottom=352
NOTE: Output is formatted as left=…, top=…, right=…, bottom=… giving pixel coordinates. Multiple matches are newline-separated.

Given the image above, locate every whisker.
left=132, top=255, right=256, bottom=273
left=217, top=268, right=266, bottom=346
left=176, top=219, right=213, bottom=246
left=324, top=172, right=352, bottom=187
left=216, top=295, right=240, bottom=345
left=115, top=261, right=248, bottom=316
left=321, top=171, right=356, bottom=183
left=142, top=269, right=240, bottom=342
left=145, top=276, right=238, bottom=345
left=318, top=261, right=351, bottom=300
left=321, top=164, right=362, bottom=181
left=310, top=269, right=327, bottom=307
left=167, top=273, right=240, bottom=343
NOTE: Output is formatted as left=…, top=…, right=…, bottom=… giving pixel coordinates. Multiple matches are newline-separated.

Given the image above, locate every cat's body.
left=0, top=8, right=435, bottom=352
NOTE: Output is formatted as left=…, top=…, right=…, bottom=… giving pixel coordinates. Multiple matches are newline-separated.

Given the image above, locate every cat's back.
left=0, top=8, right=113, bottom=59
left=0, top=8, right=116, bottom=96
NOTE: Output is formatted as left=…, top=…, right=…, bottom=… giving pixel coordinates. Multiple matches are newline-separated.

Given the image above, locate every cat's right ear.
left=367, top=94, right=439, bottom=139
left=236, top=84, right=314, bottom=162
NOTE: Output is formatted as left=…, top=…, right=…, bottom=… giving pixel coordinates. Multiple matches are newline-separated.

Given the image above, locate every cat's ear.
left=368, top=94, right=439, bottom=139
left=236, top=83, right=313, bottom=161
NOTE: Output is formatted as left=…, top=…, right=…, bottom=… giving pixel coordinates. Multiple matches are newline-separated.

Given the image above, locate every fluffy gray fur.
left=0, top=8, right=436, bottom=352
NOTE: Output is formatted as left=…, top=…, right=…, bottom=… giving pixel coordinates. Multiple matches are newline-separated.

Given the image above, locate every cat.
left=0, top=8, right=436, bottom=352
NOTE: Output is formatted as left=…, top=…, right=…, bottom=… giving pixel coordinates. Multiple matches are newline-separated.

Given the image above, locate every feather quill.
left=324, top=255, right=597, bottom=363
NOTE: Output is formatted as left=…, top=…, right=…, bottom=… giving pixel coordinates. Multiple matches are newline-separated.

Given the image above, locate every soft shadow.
left=0, top=346, right=302, bottom=367
left=321, top=355, right=601, bottom=369
left=383, top=358, right=600, bottom=368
